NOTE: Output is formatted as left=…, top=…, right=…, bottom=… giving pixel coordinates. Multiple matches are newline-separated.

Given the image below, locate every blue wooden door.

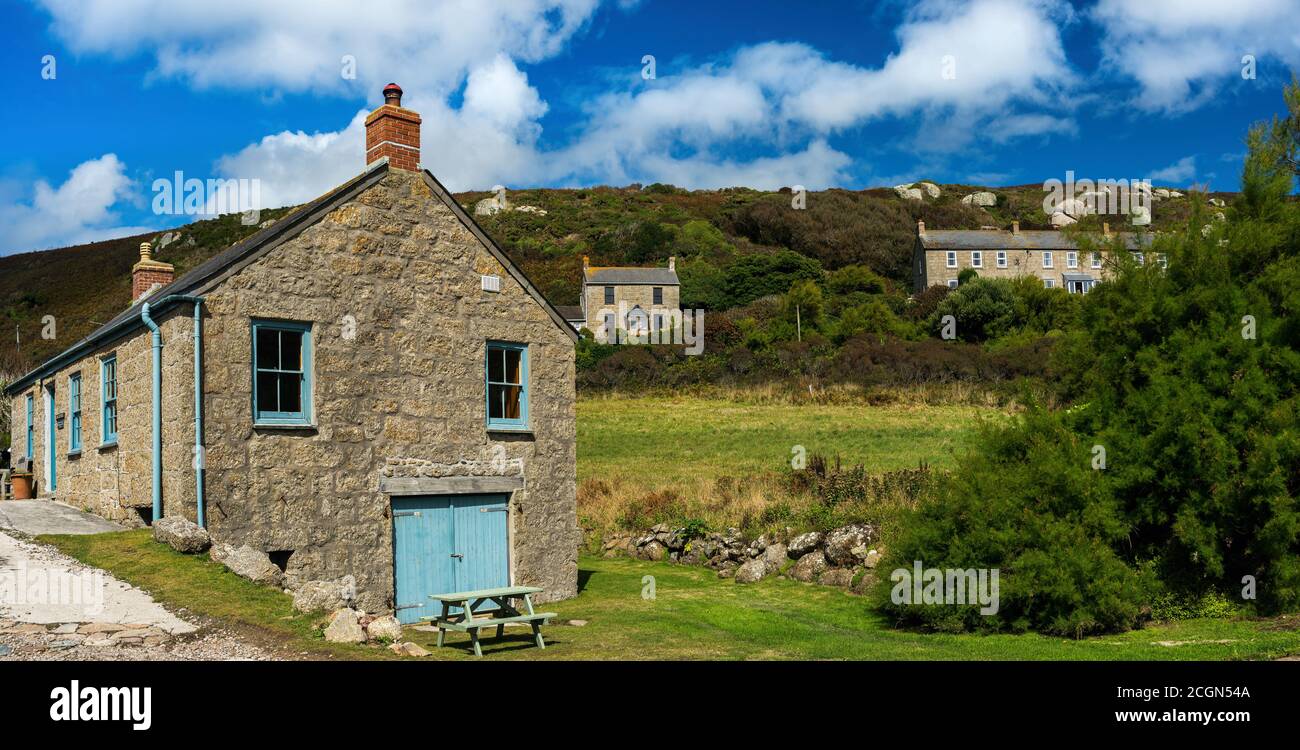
left=391, top=494, right=510, bottom=625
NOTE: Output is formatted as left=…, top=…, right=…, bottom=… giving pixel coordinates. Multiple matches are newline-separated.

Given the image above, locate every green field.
left=41, top=531, right=1300, bottom=661
left=577, top=393, right=998, bottom=484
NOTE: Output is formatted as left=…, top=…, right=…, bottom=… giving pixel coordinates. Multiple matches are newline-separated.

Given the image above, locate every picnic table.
left=423, top=585, right=555, bottom=657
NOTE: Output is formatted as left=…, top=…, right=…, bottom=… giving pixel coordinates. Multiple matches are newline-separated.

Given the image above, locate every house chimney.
left=917, top=220, right=926, bottom=236
left=365, top=82, right=422, bottom=171
left=1011, top=220, right=1020, bottom=235
left=1103, top=222, right=1111, bottom=237
left=668, top=256, right=676, bottom=271
left=582, top=255, right=590, bottom=270
left=132, top=241, right=174, bottom=302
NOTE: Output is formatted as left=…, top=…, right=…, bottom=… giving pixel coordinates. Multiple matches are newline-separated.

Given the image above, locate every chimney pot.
left=668, top=256, right=675, bottom=271
left=582, top=255, right=590, bottom=269
left=1011, top=220, right=1020, bottom=234
left=917, top=220, right=926, bottom=236
left=132, top=240, right=174, bottom=303
left=365, top=82, right=422, bottom=170
left=1103, top=222, right=1111, bottom=237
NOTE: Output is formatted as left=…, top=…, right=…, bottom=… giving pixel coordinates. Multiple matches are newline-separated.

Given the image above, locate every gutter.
left=139, top=295, right=206, bottom=526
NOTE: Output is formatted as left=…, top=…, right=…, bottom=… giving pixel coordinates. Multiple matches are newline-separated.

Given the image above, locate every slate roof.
left=555, top=305, right=584, bottom=321
left=583, top=266, right=679, bottom=285
left=6, top=159, right=578, bottom=396
left=919, top=228, right=1152, bottom=251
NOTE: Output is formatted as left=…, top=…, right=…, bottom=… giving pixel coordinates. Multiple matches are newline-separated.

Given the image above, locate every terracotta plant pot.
left=10, top=472, right=34, bottom=500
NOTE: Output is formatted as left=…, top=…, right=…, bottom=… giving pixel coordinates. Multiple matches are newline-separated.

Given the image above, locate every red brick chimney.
left=365, top=83, right=421, bottom=171
left=132, top=241, right=174, bottom=302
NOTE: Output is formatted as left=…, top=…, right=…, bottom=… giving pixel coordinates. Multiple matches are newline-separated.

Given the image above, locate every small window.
left=69, top=373, right=82, bottom=452
left=604, top=286, right=615, bottom=304
left=653, top=287, right=663, bottom=305
left=1091, top=252, right=1102, bottom=269
left=947, top=279, right=959, bottom=289
left=1043, top=278, right=1055, bottom=289
left=253, top=320, right=312, bottom=425
left=1042, top=251, right=1054, bottom=269
left=25, top=393, right=33, bottom=458
left=486, top=342, right=528, bottom=430
left=1067, top=251, right=1078, bottom=269
left=946, top=251, right=957, bottom=268
left=1133, top=252, right=1145, bottom=266
left=971, top=251, right=982, bottom=268
left=101, top=355, right=118, bottom=444
left=996, top=251, right=1007, bottom=268
left=1158, top=253, right=1167, bottom=269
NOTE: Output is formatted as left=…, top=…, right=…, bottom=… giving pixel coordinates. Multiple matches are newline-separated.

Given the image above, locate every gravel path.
left=0, top=529, right=272, bottom=661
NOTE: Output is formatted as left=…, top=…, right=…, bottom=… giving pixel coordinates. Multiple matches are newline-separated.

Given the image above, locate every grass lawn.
left=41, top=530, right=1300, bottom=661
left=577, top=393, right=998, bottom=486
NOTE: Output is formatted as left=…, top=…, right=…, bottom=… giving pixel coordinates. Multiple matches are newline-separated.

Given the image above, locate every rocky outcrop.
left=210, top=543, right=284, bottom=587
left=917, top=182, right=941, bottom=199
left=152, top=516, right=210, bottom=554
left=961, top=191, right=997, bottom=207
left=893, top=185, right=924, bottom=201
left=787, top=531, right=822, bottom=558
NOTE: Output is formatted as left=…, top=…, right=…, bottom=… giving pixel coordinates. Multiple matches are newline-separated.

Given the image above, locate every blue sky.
left=1, top=0, right=1298, bottom=254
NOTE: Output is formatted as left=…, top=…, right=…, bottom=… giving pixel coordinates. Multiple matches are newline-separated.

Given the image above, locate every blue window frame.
left=101, top=356, right=117, bottom=445
left=25, top=393, right=33, bottom=458
left=252, top=319, right=312, bottom=425
left=486, top=342, right=528, bottom=430
left=69, top=373, right=82, bottom=452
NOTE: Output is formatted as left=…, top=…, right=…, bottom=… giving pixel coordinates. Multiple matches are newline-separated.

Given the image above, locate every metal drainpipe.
left=139, top=295, right=206, bottom=526
left=140, top=302, right=163, bottom=523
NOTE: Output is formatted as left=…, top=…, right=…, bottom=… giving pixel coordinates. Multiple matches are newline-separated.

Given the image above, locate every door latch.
left=480, top=507, right=508, bottom=513
left=450, top=553, right=464, bottom=559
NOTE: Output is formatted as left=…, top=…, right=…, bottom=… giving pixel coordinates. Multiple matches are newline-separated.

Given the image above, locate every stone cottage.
left=914, top=220, right=1154, bottom=293
left=580, top=255, right=680, bottom=341
left=6, top=83, right=579, bottom=620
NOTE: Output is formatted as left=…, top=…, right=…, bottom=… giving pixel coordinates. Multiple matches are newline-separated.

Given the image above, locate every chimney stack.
left=1011, top=220, right=1020, bottom=235
left=668, top=256, right=676, bottom=271
left=582, top=255, right=590, bottom=270
left=1103, top=222, right=1111, bottom=237
left=917, top=220, right=926, bottom=236
left=365, top=82, right=422, bottom=171
left=132, top=241, right=174, bottom=302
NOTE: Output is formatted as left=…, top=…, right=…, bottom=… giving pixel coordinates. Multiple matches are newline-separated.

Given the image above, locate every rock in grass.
left=324, top=608, right=367, bottom=644
left=789, top=550, right=828, bottom=583
left=734, top=558, right=769, bottom=584
left=292, top=580, right=352, bottom=613
left=787, top=531, right=822, bottom=558
left=211, top=543, right=283, bottom=587
left=389, top=641, right=429, bottom=657
left=820, top=569, right=854, bottom=588
left=153, top=516, right=210, bottom=554
left=366, top=615, right=403, bottom=641
left=762, top=543, right=787, bottom=570
left=823, top=524, right=876, bottom=567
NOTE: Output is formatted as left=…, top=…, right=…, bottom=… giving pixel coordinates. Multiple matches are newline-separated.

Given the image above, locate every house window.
left=1091, top=252, right=1102, bottom=269
left=25, top=393, right=33, bottom=458
left=252, top=320, right=312, bottom=426
left=1043, top=278, right=1055, bottom=289
left=946, top=251, right=957, bottom=268
left=1042, top=251, right=1054, bottom=269
left=69, top=373, right=82, bottom=452
left=947, top=279, right=959, bottom=289
left=101, top=355, right=118, bottom=444
left=486, top=342, right=528, bottom=430
left=1158, top=253, right=1168, bottom=269
left=1067, top=251, right=1078, bottom=269
left=996, top=251, right=1007, bottom=268
left=604, top=286, right=615, bottom=304
left=1133, top=252, right=1145, bottom=266
left=971, top=251, right=983, bottom=268
left=653, top=287, right=663, bottom=305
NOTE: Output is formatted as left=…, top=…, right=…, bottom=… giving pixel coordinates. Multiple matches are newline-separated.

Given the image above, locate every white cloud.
left=1092, top=0, right=1300, bottom=112
left=0, top=155, right=151, bottom=255
left=1147, top=155, right=1197, bottom=184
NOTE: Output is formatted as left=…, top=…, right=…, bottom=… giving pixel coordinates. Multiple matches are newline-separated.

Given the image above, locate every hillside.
left=0, top=180, right=1228, bottom=378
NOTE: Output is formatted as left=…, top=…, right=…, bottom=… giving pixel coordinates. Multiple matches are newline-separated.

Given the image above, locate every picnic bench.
left=423, top=585, right=555, bottom=657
